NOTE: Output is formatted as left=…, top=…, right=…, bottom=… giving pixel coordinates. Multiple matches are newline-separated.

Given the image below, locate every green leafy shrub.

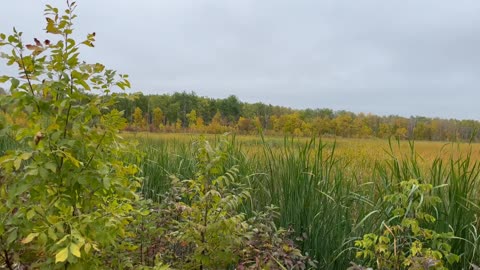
left=168, top=137, right=249, bottom=269
left=238, top=205, right=317, bottom=270
left=354, top=179, right=459, bottom=269
left=0, top=2, right=141, bottom=269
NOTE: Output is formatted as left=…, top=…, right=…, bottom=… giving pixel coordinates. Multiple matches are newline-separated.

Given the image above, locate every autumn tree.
left=334, top=113, right=353, bottom=137
left=152, top=107, right=164, bottom=130
left=133, top=106, right=145, bottom=130
left=353, top=115, right=373, bottom=138
left=312, top=117, right=334, bottom=136
left=175, top=119, right=183, bottom=131
left=253, top=116, right=262, bottom=130
left=237, top=116, right=254, bottom=134
left=207, top=111, right=227, bottom=134
left=378, top=123, right=392, bottom=138
left=196, top=116, right=205, bottom=132
left=187, top=109, right=197, bottom=130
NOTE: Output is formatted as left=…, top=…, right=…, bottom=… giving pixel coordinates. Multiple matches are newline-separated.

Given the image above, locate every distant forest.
left=115, top=91, right=480, bottom=141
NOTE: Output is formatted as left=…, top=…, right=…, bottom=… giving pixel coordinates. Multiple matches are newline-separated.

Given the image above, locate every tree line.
left=115, top=91, right=479, bottom=141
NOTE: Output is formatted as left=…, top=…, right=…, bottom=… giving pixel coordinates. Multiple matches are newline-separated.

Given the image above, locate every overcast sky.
left=2, top=1, right=480, bottom=120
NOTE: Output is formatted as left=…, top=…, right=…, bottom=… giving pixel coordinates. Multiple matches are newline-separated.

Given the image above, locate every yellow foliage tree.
left=133, top=107, right=145, bottom=130
left=187, top=109, right=198, bottom=130
left=152, top=107, right=164, bottom=131
left=237, top=116, right=254, bottom=134
left=207, top=111, right=227, bottom=134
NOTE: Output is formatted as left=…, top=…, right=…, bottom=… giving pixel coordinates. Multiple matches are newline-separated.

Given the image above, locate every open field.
left=125, top=132, right=480, bottom=268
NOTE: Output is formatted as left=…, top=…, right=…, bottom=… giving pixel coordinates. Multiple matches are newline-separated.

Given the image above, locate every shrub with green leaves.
left=238, top=205, right=317, bottom=270
left=0, top=1, right=141, bottom=269
left=354, top=179, right=459, bottom=269
left=168, top=137, right=250, bottom=269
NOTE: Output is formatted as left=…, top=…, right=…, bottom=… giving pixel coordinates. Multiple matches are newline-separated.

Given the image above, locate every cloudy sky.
left=2, top=1, right=480, bottom=119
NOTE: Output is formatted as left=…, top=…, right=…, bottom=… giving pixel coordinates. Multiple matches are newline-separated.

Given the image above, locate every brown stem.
left=3, top=249, right=14, bottom=270
left=20, top=59, right=35, bottom=95
left=63, top=103, right=71, bottom=139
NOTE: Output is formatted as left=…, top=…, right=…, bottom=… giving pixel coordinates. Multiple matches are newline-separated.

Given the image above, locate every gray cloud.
left=2, top=0, right=480, bottom=119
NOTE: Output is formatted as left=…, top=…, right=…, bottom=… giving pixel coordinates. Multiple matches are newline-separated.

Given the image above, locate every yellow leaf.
left=55, top=247, right=69, bottom=263
left=70, top=243, right=81, bottom=258
left=46, top=21, right=62, bottom=34
left=21, top=232, right=39, bottom=244
left=20, top=152, right=32, bottom=160
left=14, top=158, right=21, bottom=170
left=84, top=243, right=91, bottom=254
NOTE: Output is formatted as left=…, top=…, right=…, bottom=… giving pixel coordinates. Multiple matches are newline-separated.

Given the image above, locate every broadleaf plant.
left=353, top=179, right=459, bottom=270
left=0, top=1, right=141, bottom=269
left=170, top=137, right=250, bottom=269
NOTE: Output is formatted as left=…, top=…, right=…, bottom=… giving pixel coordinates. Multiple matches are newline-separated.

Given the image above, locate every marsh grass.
left=127, top=132, right=480, bottom=269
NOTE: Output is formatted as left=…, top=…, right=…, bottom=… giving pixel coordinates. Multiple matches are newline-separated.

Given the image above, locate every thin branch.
left=80, top=131, right=107, bottom=172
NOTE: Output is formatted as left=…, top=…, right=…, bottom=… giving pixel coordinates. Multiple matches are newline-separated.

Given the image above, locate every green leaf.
left=13, top=182, right=30, bottom=196
left=71, top=70, right=83, bottom=79
left=55, top=247, right=69, bottom=263
left=446, top=253, right=460, bottom=264
left=70, top=243, right=81, bottom=258
left=103, top=178, right=111, bottom=189
left=26, top=209, right=36, bottom=220
left=45, top=162, right=57, bottom=173
left=10, top=78, right=19, bottom=90
left=48, top=227, right=58, bottom=241
left=21, top=232, right=39, bottom=244
left=81, top=40, right=94, bottom=47
left=94, top=63, right=105, bottom=73
left=7, top=229, right=17, bottom=245
left=8, top=35, right=17, bottom=43
left=75, top=79, right=91, bottom=90
left=0, top=75, right=9, bottom=82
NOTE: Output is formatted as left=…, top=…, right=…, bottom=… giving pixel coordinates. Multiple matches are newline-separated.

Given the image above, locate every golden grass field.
left=125, top=131, right=480, bottom=168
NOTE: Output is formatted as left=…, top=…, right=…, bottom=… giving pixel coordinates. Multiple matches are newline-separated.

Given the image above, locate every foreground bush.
left=0, top=1, right=141, bottom=269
